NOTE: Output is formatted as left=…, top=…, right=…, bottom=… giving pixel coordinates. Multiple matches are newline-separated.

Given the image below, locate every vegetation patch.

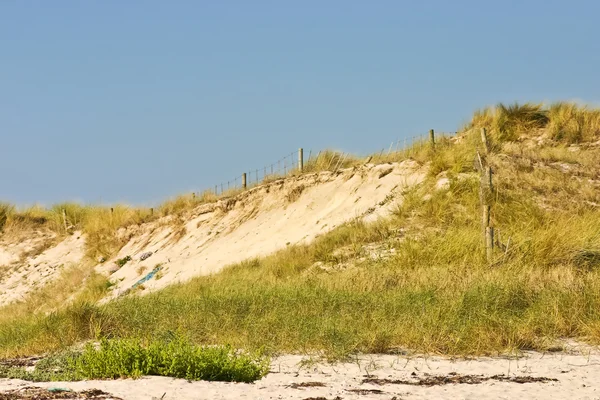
left=466, top=102, right=600, bottom=144
left=286, top=185, right=305, bottom=203
left=0, top=336, right=268, bottom=383
left=114, top=256, right=131, bottom=268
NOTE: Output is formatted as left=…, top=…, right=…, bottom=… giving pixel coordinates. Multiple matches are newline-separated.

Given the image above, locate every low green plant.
left=0, top=337, right=269, bottom=383
left=115, top=256, right=132, bottom=268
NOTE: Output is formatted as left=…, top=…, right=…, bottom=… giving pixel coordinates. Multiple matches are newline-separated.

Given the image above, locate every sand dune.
left=0, top=161, right=427, bottom=307
left=99, top=161, right=427, bottom=300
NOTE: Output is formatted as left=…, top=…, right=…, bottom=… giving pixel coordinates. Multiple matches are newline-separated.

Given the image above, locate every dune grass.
left=467, top=102, right=600, bottom=144
left=1, top=101, right=599, bottom=363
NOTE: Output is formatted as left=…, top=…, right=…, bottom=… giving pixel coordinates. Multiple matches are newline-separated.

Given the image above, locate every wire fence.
left=209, top=150, right=301, bottom=196
left=203, top=130, right=458, bottom=197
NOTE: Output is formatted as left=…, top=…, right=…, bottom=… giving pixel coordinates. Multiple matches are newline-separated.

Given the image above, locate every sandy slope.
left=0, top=232, right=85, bottom=306
left=0, top=161, right=427, bottom=307
left=2, top=345, right=600, bottom=399
left=99, top=161, right=427, bottom=300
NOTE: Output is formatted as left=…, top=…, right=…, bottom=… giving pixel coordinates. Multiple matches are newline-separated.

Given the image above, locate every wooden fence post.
left=481, top=127, right=489, bottom=153
left=486, top=166, right=493, bottom=193
left=62, top=209, right=68, bottom=232
left=298, top=148, right=304, bottom=172
left=482, top=205, right=490, bottom=240
left=478, top=150, right=495, bottom=261
left=486, top=227, right=494, bottom=263
left=429, top=129, right=435, bottom=148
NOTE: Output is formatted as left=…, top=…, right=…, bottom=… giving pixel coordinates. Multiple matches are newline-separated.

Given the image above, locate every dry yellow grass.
left=466, top=102, right=600, bottom=144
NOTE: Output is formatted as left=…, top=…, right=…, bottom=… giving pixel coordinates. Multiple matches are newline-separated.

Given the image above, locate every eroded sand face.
left=2, top=346, right=599, bottom=399
left=99, top=161, right=428, bottom=300
left=0, top=232, right=85, bottom=306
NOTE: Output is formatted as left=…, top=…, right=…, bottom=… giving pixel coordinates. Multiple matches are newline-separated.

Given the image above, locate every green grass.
left=115, top=256, right=132, bottom=268
left=1, top=101, right=600, bottom=364
left=0, top=336, right=268, bottom=382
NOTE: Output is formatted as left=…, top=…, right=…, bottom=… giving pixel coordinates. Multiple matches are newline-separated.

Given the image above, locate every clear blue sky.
left=1, top=1, right=599, bottom=206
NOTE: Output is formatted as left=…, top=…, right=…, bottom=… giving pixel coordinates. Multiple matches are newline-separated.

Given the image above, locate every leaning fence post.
left=298, top=148, right=304, bottom=172
left=429, top=129, right=435, bottom=148
left=62, top=209, right=68, bottom=232
left=481, top=127, right=490, bottom=153
left=486, top=227, right=494, bottom=263
left=486, top=166, right=493, bottom=193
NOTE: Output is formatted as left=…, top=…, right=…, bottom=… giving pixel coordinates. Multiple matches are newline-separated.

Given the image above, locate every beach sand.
left=2, top=345, right=599, bottom=399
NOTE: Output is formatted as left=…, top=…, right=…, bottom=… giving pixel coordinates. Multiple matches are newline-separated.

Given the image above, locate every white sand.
left=2, top=346, right=599, bottom=399
left=0, top=232, right=85, bottom=306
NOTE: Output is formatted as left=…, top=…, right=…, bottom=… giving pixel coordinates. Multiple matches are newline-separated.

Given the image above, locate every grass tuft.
left=465, top=101, right=600, bottom=144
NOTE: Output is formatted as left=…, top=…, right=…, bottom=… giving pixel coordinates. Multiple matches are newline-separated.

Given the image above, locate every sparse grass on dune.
left=158, top=190, right=219, bottom=217
left=81, top=205, right=156, bottom=261
left=467, top=102, right=600, bottom=144
left=0, top=203, right=159, bottom=261
left=0, top=263, right=112, bottom=330
left=1, top=101, right=600, bottom=363
left=547, top=102, right=600, bottom=143
left=302, top=150, right=361, bottom=173
left=0, top=203, right=14, bottom=232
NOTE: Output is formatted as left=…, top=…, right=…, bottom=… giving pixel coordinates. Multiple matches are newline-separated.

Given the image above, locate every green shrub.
left=72, top=337, right=268, bottom=382
left=0, top=337, right=269, bottom=383
left=115, top=256, right=132, bottom=268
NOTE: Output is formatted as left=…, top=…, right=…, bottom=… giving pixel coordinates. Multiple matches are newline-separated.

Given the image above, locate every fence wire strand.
left=201, top=131, right=457, bottom=197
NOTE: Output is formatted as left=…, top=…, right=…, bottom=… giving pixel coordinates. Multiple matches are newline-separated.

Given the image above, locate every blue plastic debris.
left=131, top=265, right=162, bottom=289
